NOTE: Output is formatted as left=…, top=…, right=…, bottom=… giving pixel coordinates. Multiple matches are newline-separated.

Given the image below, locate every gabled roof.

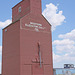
left=42, top=15, right=51, bottom=26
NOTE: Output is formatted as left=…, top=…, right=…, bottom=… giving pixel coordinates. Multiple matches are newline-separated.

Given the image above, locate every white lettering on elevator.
left=25, top=22, right=46, bottom=31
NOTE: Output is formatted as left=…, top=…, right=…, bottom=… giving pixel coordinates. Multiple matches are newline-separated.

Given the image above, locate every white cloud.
left=53, top=52, right=61, bottom=63
left=53, top=29, right=75, bottom=68
left=0, top=46, right=2, bottom=55
left=59, top=29, right=75, bottom=40
left=53, top=39, right=75, bottom=53
left=0, top=19, right=12, bottom=29
left=42, top=3, right=66, bottom=31
left=0, top=46, right=2, bottom=73
left=53, top=39, right=75, bottom=45
left=53, top=53, right=75, bottom=68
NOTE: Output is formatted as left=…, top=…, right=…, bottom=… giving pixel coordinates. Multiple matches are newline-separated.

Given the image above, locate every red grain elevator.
left=2, top=0, right=53, bottom=75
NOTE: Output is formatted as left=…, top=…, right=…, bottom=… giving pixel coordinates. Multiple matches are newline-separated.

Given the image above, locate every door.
left=32, top=63, right=44, bottom=75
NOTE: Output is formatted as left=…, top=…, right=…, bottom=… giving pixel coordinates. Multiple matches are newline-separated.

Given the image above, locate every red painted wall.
left=20, top=12, right=53, bottom=75
left=12, top=0, right=30, bottom=22
left=2, top=20, right=20, bottom=75
left=30, top=0, right=42, bottom=14
left=12, top=0, right=42, bottom=22
left=2, top=0, right=53, bottom=75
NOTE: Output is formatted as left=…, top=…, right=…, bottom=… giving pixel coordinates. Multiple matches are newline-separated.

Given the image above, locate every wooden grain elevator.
left=2, top=0, right=53, bottom=75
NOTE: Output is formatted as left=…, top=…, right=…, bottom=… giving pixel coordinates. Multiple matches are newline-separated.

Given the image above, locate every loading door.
left=32, top=64, right=44, bottom=75
left=32, top=42, right=44, bottom=75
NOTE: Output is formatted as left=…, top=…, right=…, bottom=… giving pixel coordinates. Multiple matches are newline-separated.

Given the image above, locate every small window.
left=64, top=65, right=66, bottom=67
left=5, top=29, right=7, bottom=32
left=71, top=64, right=74, bottom=68
left=68, top=64, right=70, bottom=67
left=19, top=7, right=21, bottom=12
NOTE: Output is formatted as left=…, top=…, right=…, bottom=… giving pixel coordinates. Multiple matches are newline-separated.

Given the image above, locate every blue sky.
left=0, top=0, right=75, bottom=73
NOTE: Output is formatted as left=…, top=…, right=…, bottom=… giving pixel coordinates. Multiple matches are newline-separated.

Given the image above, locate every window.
left=5, top=29, right=7, bottom=32
left=19, top=7, right=21, bottom=12
left=71, top=64, right=74, bottom=68
left=64, top=65, right=66, bottom=67
left=68, top=64, right=70, bottom=67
